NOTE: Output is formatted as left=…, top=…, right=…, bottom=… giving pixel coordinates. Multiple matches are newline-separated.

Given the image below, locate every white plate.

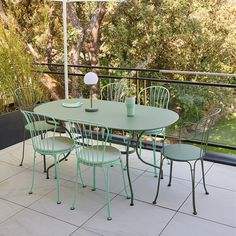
left=62, top=101, right=83, bottom=108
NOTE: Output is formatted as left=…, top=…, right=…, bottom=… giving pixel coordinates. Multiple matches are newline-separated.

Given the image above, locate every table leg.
left=135, top=131, right=161, bottom=170
left=46, top=152, right=71, bottom=179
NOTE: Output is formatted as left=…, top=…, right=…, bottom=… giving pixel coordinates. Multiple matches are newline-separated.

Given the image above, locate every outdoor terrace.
left=0, top=138, right=235, bottom=236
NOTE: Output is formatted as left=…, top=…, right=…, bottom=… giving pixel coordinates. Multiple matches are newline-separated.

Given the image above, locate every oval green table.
left=35, top=98, right=179, bottom=205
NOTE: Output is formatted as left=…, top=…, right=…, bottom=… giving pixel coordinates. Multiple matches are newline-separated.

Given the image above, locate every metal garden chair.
left=15, top=86, right=56, bottom=171
left=152, top=108, right=221, bottom=215
left=100, top=80, right=128, bottom=102
left=0, top=91, right=11, bottom=114
left=21, top=110, right=75, bottom=204
left=101, top=80, right=129, bottom=151
left=69, top=120, right=129, bottom=220
left=137, top=86, right=170, bottom=177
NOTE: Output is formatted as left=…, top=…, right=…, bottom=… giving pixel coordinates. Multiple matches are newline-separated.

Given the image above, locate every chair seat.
left=78, top=145, right=121, bottom=166
left=25, top=121, right=55, bottom=131
left=35, top=136, right=74, bottom=155
left=161, top=144, right=204, bottom=161
left=137, top=128, right=164, bottom=136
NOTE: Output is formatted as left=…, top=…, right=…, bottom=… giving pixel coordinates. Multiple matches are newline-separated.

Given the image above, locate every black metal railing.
left=34, top=63, right=236, bottom=163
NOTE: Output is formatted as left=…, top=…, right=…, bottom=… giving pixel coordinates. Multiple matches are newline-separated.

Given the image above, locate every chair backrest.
left=0, top=92, right=11, bottom=114
left=101, top=81, right=128, bottom=102
left=138, top=86, right=170, bottom=108
left=21, top=110, right=57, bottom=152
left=15, top=86, right=39, bottom=110
left=179, top=108, right=221, bottom=155
left=69, top=120, right=110, bottom=165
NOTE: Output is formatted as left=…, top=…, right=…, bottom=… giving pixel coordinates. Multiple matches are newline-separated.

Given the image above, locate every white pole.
left=63, top=0, right=69, bottom=99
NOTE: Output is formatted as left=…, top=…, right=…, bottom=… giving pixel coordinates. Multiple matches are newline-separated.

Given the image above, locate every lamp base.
left=85, top=108, right=99, bottom=112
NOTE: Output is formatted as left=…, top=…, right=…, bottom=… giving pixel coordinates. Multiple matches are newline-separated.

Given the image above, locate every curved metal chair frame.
left=0, top=92, right=11, bottom=114
left=69, top=120, right=129, bottom=220
left=15, top=86, right=59, bottom=172
left=101, top=81, right=130, bottom=153
left=137, top=86, right=170, bottom=177
left=100, top=81, right=128, bottom=102
left=153, top=108, right=221, bottom=215
left=21, top=110, right=74, bottom=204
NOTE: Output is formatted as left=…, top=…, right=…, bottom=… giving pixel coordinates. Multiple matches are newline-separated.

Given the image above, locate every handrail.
left=34, top=62, right=236, bottom=78
left=33, top=62, right=236, bottom=154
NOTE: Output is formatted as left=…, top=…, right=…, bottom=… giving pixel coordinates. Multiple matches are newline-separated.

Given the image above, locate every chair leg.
left=200, top=159, right=209, bottom=195
left=102, top=167, right=112, bottom=221
left=43, top=155, right=47, bottom=173
left=71, top=160, right=80, bottom=210
left=54, top=156, right=61, bottom=204
left=168, top=160, right=173, bottom=186
left=139, top=139, right=142, bottom=156
left=119, top=159, right=130, bottom=199
left=92, top=166, right=96, bottom=191
left=189, top=162, right=197, bottom=215
left=152, top=139, right=157, bottom=178
left=78, top=162, right=86, bottom=188
left=153, top=154, right=164, bottom=204
left=29, top=152, right=37, bottom=194
left=41, top=134, right=47, bottom=172
left=19, top=129, right=26, bottom=166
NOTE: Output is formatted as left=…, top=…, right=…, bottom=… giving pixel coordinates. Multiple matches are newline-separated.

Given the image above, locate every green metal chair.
left=100, top=80, right=128, bottom=102
left=138, top=86, right=170, bottom=177
left=101, top=80, right=129, bottom=150
left=69, top=120, right=129, bottom=220
left=21, top=110, right=74, bottom=204
left=152, top=108, right=221, bottom=215
left=0, top=91, right=11, bottom=114
left=15, top=86, right=55, bottom=171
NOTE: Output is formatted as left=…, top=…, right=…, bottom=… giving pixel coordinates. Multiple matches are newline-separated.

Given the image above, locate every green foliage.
left=0, top=19, right=44, bottom=112
left=101, top=0, right=236, bottom=75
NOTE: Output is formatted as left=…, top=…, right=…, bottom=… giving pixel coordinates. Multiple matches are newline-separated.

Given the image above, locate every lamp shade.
left=84, top=72, right=99, bottom=85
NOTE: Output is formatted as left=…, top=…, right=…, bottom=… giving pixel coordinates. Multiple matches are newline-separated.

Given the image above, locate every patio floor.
left=0, top=139, right=236, bottom=236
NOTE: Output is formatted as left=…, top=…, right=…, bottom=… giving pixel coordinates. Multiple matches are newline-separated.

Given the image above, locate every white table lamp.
left=84, top=72, right=99, bottom=112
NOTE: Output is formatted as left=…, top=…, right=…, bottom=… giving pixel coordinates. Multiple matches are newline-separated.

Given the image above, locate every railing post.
left=136, top=71, right=139, bottom=99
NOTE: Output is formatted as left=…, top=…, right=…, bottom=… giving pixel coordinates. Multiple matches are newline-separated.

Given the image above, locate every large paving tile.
left=147, top=158, right=214, bottom=183
left=0, top=199, right=24, bottom=223
left=75, top=164, right=142, bottom=195
left=0, top=142, right=23, bottom=154
left=34, top=153, right=89, bottom=182
left=180, top=184, right=236, bottom=227
left=162, top=212, right=236, bottom=236
left=71, top=228, right=102, bottom=236
left=204, top=163, right=236, bottom=191
left=0, top=208, right=77, bottom=236
left=0, top=169, right=64, bottom=207
left=0, top=161, right=25, bottom=182
left=120, top=148, right=157, bottom=172
left=29, top=180, right=117, bottom=226
left=82, top=195, right=175, bottom=236
left=0, top=142, right=40, bottom=168
left=125, top=171, right=192, bottom=211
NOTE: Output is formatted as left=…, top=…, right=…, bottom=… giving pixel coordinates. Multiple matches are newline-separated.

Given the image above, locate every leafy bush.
left=0, top=20, right=45, bottom=112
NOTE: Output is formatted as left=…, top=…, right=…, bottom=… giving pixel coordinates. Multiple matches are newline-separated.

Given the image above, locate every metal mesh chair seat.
left=35, top=136, right=74, bottom=155
left=161, top=144, right=204, bottom=162
left=137, top=128, right=164, bottom=136
left=77, top=145, right=121, bottom=166
left=25, top=120, right=55, bottom=131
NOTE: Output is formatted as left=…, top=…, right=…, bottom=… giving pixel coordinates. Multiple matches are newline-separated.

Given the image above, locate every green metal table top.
left=34, top=99, right=179, bottom=131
